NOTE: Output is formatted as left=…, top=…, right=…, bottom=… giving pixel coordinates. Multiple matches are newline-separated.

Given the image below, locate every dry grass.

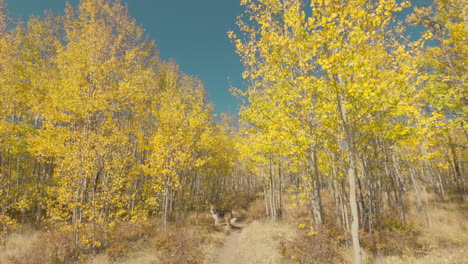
left=0, top=227, right=80, bottom=264
left=0, top=198, right=258, bottom=264
left=368, top=248, right=468, bottom=264
left=418, top=199, right=468, bottom=248
left=343, top=195, right=468, bottom=264
left=278, top=192, right=468, bottom=264
left=277, top=196, right=348, bottom=264
left=1, top=195, right=466, bottom=264
left=0, top=228, right=41, bottom=264
left=0, top=213, right=225, bottom=264
left=280, top=225, right=346, bottom=264
left=106, top=214, right=224, bottom=264
left=239, top=221, right=296, bottom=263
left=207, top=220, right=295, bottom=264
left=246, top=198, right=268, bottom=220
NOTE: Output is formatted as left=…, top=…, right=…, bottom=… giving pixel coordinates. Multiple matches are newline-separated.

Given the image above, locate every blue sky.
left=6, top=0, right=245, bottom=115
left=5, top=0, right=426, bottom=115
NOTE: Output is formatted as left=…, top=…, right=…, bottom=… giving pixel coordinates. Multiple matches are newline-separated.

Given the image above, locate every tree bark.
left=337, top=75, right=362, bottom=264
left=311, top=148, right=324, bottom=225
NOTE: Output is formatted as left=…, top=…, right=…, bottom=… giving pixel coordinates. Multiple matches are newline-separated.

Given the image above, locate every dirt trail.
left=212, top=221, right=295, bottom=264
left=213, top=226, right=244, bottom=264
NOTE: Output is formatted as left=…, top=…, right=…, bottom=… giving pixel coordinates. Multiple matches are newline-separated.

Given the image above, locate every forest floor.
left=212, top=224, right=244, bottom=264
left=1, top=196, right=467, bottom=263
left=206, top=196, right=468, bottom=264
left=361, top=196, right=468, bottom=264
left=209, top=220, right=294, bottom=264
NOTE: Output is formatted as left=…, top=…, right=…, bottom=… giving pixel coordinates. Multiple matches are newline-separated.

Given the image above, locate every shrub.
left=280, top=225, right=345, bottom=264
left=360, top=211, right=426, bottom=256
left=103, top=220, right=157, bottom=261
left=9, top=229, right=80, bottom=264
left=247, top=199, right=267, bottom=220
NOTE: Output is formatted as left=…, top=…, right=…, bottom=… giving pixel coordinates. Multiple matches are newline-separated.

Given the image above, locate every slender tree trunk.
left=337, top=75, right=362, bottom=264
left=263, top=182, right=270, bottom=219
left=423, top=186, right=433, bottom=229
left=409, top=166, right=422, bottom=210
left=374, top=162, right=382, bottom=229
left=306, top=148, right=324, bottom=226
left=391, top=152, right=406, bottom=225
left=312, top=149, right=324, bottom=224
left=341, top=179, right=350, bottom=230
left=332, top=159, right=342, bottom=226
left=421, top=142, right=445, bottom=199
left=347, top=161, right=362, bottom=264
left=269, top=156, right=277, bottom=220
left=163, top=177, right=170, bottom=230
left=448, top=133, right=463, bottom=189
left=278, top=162, right=283, bottom=218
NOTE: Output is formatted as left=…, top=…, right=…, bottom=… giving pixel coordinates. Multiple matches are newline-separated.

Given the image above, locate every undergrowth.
left=280, top=224, right=346, bottom=264
left=278, top=194, right=468, bottom=264
left=0, top=213, right=220, bottom=264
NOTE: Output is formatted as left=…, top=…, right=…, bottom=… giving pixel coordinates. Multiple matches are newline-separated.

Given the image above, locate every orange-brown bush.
left=226, top=193, right=258, bottom=210
left=150, top=227, right=203, bottom=264
left=1, top=213, right=219, bottom=264
left=280, top=225, right=346, bottom=264
left=5, top=221, right=156, bottom=264
left=102, top=215, right=216, bottom=263
left=103, top=220, right=158, bottom=260
left=360, top=210, right=426, bottom=257
left=247, top=198, right=268, bottom=220
left=4, top=229, right=80, bottom=264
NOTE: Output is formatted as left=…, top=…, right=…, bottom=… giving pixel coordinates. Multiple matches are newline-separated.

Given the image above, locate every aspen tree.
left=232, top=0, right=421, bottom=262
left=0, top=0, right=229, bottom=249
left=408, top=0, right=467, bottom=194
left=25, top=0, right=158, bottom=247
left=0, top=0, right=17, bottom=245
